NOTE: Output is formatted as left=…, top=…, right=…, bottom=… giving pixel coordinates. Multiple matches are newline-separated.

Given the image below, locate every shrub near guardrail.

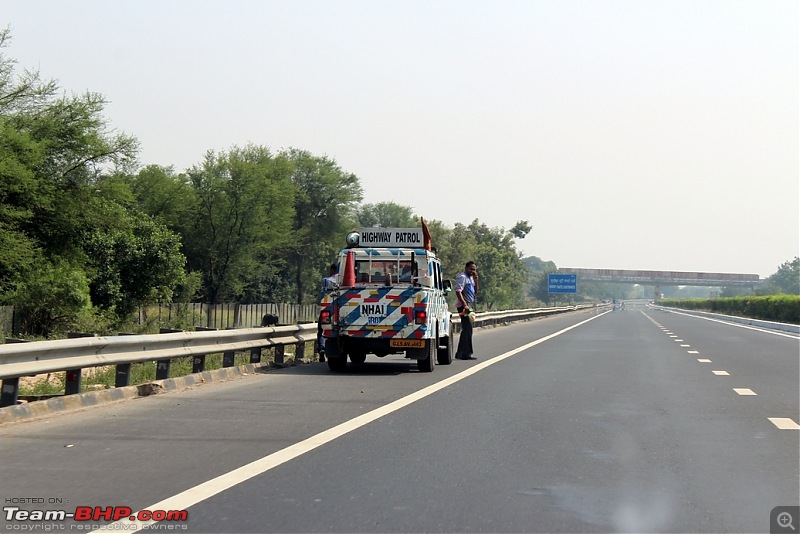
left=658, top=295, right=800, bottom=324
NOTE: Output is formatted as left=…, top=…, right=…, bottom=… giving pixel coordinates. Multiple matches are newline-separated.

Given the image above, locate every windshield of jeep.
left=354, top=259, right=415, bottom=284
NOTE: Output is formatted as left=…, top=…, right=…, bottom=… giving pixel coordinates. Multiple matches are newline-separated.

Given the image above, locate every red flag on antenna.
left=420, top=217, right=432, bottom=251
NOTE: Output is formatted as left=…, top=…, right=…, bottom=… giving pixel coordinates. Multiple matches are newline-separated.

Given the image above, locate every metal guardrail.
left=0, top=305, right=599, bottom=407
left=463, top=305, right=592, bottom=331
left=0, top=324, right=318, bottom=407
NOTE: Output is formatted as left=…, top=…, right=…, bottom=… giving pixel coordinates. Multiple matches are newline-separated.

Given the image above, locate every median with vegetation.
left=657, top=295, right=800, bottom=324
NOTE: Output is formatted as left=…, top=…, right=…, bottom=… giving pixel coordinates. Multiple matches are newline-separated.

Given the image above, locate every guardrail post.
left=1, top=337, right=28, bottom=406
left=192, top=355, right=206, bottom=373
left=275, top=345, right=285, bottom=365
left=193, top=327, right=216, bottom=373
left=65, top=369, right=82, bottom=395
left=222, top=351, right=235, bottom=367
left=115, top=364, right=131, bottom=388
left=64, top=333, right=95, bottom=395
left=1, top=378, right=19, bottom=407
left=295, top=342, right=305, bottom=362
left=156, top=360, right=171, bottom=380
left=115, top=333, right=138, bottom=387
left=156, top=329, right=184, bottom=379
left=249, top=348, right=261, bottom=364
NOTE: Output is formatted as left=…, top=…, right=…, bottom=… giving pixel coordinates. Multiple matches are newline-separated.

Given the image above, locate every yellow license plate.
left=390, top=339, right=425, bottom=348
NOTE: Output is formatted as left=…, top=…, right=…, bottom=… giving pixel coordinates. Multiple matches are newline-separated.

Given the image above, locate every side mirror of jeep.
left=443, top=279, right=452, bottom=292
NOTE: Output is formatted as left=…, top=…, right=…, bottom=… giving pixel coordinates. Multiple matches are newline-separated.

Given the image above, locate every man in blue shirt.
left=455, top=261, right=478, bottom=360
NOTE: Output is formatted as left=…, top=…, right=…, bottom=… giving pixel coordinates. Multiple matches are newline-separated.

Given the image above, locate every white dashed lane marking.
left=768, top=418, right=800, bottom=430
left=643, top=311, right=794, bottom=435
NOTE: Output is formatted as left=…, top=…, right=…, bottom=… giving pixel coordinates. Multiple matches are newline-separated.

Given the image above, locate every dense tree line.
left=2, top=30, right=794, bottom=337
left=0, top=30, right=533, bottom=337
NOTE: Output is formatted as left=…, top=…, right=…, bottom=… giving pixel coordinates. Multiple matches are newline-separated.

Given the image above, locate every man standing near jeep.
left=455, top=261, right=478, bottom=360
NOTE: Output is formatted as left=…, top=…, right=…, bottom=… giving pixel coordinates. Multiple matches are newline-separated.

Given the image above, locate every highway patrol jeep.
left=319, top=226, right=454, bottom=372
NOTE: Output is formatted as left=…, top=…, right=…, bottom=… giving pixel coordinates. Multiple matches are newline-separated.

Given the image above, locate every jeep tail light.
left=320, top=310, right=332, bottom=324
left=414, top=310, right=427, bottom=325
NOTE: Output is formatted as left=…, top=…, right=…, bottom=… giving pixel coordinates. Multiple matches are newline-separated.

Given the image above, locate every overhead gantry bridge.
left=556, top=268, right=761, bottom=299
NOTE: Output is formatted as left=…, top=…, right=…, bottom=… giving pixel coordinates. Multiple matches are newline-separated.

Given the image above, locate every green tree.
left=0, top=30, right=184, bottom=333
left=766, top=257, right=800, bottom=295
left=0, top=119, right=42, bottom=295
left=578, top=280, right=634, bottom=301
left=124, top=164, right=195, bottom=230
left=529, top=270, right=554, bottom=304
left=0, top=29, right=54, bottom=297
left=11, top=260, right=91, bottom=337
left=83, top=209, right=186, bottom=316
left=523, top=257, right=557, bottom=304
left=446, top=219, right=531, bottom=310
left=282, top=148, right=363, bottom=304
left=183, top=145, right=295, bottom=304
left=356, top=202, right=417, bottom=228
left=425, top=219, right=455, bottom=268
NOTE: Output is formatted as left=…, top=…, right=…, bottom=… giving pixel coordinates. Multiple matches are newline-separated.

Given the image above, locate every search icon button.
left=773, top=507, right=800, bottom=533
left=778, top=512, right=795, bottom=531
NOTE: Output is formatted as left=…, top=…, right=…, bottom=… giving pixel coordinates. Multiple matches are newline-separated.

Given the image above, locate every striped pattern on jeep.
left=321, top=287, right=449, bottom=340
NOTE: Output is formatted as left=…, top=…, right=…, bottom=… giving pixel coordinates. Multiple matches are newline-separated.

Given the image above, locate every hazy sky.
left=3, top=0, right=798, bottom=278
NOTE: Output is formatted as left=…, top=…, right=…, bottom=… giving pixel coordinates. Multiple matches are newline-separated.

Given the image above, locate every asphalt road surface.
left=1, top=303, right=797, bottom=533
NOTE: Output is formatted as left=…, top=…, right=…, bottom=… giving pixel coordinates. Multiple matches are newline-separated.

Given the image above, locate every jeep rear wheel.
left=417, top=338, right=436, bottom=373
left=325, top=338, right=347, bottom=372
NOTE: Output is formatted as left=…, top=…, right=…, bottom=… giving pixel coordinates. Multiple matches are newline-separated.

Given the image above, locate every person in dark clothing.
left=317, top=263, right=337, bottom=362
left=454, top=261, right=478, bottom=360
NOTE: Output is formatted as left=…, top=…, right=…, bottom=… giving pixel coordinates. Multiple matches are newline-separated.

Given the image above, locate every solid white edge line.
left=655, top=308, right=800, bottom=339
left=97, top=310, right=612, bottom=531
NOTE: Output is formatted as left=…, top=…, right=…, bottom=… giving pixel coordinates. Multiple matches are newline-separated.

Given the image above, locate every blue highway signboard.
left=548, top=273, right=577, bottom=293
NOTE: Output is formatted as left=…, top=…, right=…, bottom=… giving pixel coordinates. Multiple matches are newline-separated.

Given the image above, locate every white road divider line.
left=656, top=308, right=799, bottom=339
left=97, top=310, right=611, bottom=531
left=733, top=388, right=757, bottom=396
left=768, top=418, right=800, bottom=430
